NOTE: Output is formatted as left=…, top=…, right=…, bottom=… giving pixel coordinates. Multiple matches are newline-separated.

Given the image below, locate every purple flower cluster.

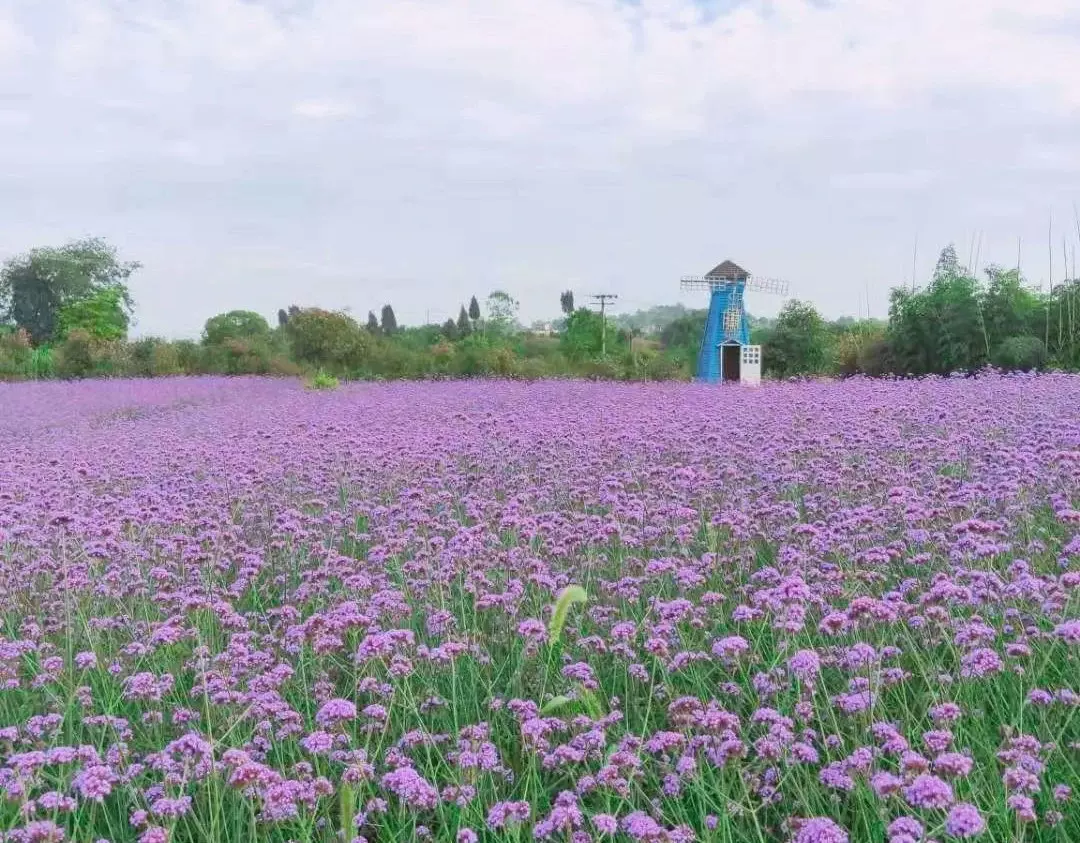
left=0, top=375, right=1077, bottom=841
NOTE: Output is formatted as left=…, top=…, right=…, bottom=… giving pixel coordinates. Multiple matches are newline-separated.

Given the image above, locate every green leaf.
left=539, top=695, right=574, bottom=716
left=547, top=584, right=587, bottom=646
left=578, top=687, right=605, bottom=720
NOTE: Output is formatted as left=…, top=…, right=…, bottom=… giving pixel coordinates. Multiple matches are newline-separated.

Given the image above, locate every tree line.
left=2, top=238, right=1078, bottom=383
left=749, top=244, right=1080, bottom=378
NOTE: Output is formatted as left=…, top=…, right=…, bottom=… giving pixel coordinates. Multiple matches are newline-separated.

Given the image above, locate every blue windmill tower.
left=680, top=260, right=788, bottom=384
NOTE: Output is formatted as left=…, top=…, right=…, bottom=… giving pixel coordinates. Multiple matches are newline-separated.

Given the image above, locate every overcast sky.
left=2, top=0, right=1079, bottom=337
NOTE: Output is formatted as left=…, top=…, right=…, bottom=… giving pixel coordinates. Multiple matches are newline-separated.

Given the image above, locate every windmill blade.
left=744, top=275, right=789, bottom=295
left=680, top=274, right=789, bottom=295
left=680, top=275, right=720, bottom=291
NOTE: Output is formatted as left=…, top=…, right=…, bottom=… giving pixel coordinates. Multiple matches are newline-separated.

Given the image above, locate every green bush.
left=308, top=370, right=340, bottom=390
left=150, top=342, right=183, bottom=376
left=127, top=337, right=160, bottom=377
left=490, top=346, right=519, bottom=378
left=364, top=339, right=431, bottom=379
left=54, top=329, right=96, bottom=378
left=286, top=309, right=371, bottom=373
left=268, top=354, right=304, bottom=377
left=127, top=337, right=183, bottom=377
left=222, top=339, right=272, bottom=375
left=579, top=358, right=622, bottom=381
left=88, top=341, right=130, bottom=377
left=428, top=340, right=456, bottom=377
left=451, top=335, right=495, bottom=377
left=993, top=335, right=1046, bottom=372
left=172, top=340, right=205, bottom=374
left=644, top=353, right=688, bottom=381
left=763, top=300, right=833, bottom=378
left=518, top=334, right=560, bottom=359
left=834, top=328, right=878, bottom=376
left=856, top=336, right=897, bottom=377
left=202, top=310, right=271, bottom=346
left=29, top=346, right=54, bottom=379
left=0, top=328, right=33, bottom=379
left=57, top=286, right=130, bottom=341
left=514, top=356, right=555, bottom=381
left=560, top=308, right=623, bottom=361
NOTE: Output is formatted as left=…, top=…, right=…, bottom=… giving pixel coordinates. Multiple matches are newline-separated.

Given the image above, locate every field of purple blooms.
left=0, top=374, right=1078, bottom=843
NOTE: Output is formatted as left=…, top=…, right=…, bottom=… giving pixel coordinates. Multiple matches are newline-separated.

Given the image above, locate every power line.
left=589, top=293, right=618, bottom=357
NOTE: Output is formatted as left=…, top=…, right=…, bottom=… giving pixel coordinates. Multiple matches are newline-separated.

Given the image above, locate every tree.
left=0, top=237, right=139, bottom=345
left=381, top=304, right=398, bottom=335
left=856, top=335, right=897, bottom=377
left=659, top=311, right=708, bottom=357
left=560, top=308, right=605, bottom=361
left=928, top=269, right=984, bottom=373
left=202, top=310, right=271, bottom=346
left=887, top=287, right=934, bottom=375
left=366, top=311, right=380, bottom=333
left=980, top=265, right=1041, bottom=351
left=286, top=308, right=370, bottom=372
left=54, top=329, right=96, bottom=378
left=1047, top=279, right=1080, bottom=367
left=887, top=246, right=986, bottom=375
left=441, top=318, right=459, bottom=341
left=457, top=306, right=472, bottom=336
left=833, top=320, right=887, bottom=376
left=277, top=309, right=290, bottom=328
left=934, top=244, right=961, bottom=282
left=485, top=290, right=519, bottom=333
left=560, top=290, right=575, bottom=315
left=0, top=328, right=32, bottom=378
left=468, top=296, right=481, bottom=322
left=764, top=299, right=831, bottom=377
left=57, top=286, right=130, bottom=341
left=993, top=335, right=1046, bottom=371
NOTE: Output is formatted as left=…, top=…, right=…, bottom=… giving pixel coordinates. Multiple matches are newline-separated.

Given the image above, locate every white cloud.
left=286, top=0, right=1080, bottom=122
left=831, top=170, right=940, bottom=191
left=292, top=98, right=355, bottom=119
left=0, top=109, right=30, bottom=127
left=1017, top=141, right=1080, bottom=173
left=0, top=14, right=32, bottom=61
left=1, top=0, right=1079, bottom=335
left=459, top=101, right=542, bottom=140
left=30, top=1, right=1080, bottom=131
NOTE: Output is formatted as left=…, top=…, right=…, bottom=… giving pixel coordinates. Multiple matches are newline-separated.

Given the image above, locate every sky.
left=1, top=0, right=1080, bottom=338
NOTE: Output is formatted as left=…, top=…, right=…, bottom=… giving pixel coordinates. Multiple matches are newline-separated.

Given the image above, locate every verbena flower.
left=904, top=774, right=955, bottom=809
left=791, top=817, right=849, bottom=843
left=945, top=803, right=986, bottom=838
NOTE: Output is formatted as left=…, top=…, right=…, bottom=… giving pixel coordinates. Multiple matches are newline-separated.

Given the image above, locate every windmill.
left=680, top=260, right=789, bottom=384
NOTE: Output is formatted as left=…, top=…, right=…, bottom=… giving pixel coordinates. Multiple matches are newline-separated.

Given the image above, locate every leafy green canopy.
left=202, top=310, right=272, bottom=346
left=0, top=237, right=139, bottom=345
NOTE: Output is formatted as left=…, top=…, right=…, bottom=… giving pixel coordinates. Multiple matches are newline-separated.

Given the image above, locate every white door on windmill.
left=740, top=345, right=762, bottom=386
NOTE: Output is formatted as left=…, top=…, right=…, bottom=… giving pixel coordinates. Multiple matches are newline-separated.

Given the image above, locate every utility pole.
left=911, top=234, right=918, bottom=292
left=590, top=293, right=618, bottom=357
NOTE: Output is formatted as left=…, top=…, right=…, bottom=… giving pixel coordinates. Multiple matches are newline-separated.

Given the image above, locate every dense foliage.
left=0, top=238, right=138, bottom=345
left=4, top=239, right=1080, bottom=382
left=0, top=375, right=1077, bottom=842
left=202, top=311, right=272, bottom=347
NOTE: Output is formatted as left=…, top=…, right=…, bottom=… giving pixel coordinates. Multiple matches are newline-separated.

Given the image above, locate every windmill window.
left=723, top=309, right=741, bottom=332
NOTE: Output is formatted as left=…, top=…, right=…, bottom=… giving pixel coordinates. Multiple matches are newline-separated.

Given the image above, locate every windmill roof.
left=704, top=260, right=749, bottom=280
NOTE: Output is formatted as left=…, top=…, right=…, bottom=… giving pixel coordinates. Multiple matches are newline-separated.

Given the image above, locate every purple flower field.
left=0, top=375, right=1078, bottom=842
